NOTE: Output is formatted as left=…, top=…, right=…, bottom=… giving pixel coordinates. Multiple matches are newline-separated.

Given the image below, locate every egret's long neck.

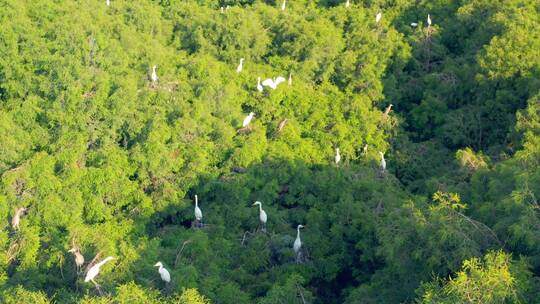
left=258, top=204, right=262, bottom=212
left=195, top=196, right=198, bottom=208
left=296, top=227, right=301, bottom=239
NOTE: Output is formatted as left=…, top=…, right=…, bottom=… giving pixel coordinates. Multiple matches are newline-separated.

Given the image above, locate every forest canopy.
left=1, top=0, right=540, bottom=303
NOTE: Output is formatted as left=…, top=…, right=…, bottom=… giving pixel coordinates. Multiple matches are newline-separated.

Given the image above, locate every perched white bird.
left=281, top=0, right=286, bottom=11
left=154, top=262, right=171, bottom=283
left=11, top=207, right=28, bottom=230
left=242, top=112, right=255, bottom=128
left=84, top=256, right=115, bottom=285
left=411, top=22, right=418, bottom=27
left=288, top=73, right=292, bottom=86
left=262, top=76, right=286, bottom=90
left=383, top=104, right=393, bottom=120
left=220, top=6, right=224, bottom=13
left=379, top=152, right=386, bottom=171
left=335, top=148, right=341, bottom=165
left=194, top=195, right=203, bottom=226
left=345, top=0, right=350, bottom=8
left=253, top=201, right=267, bottom=231
left=363, top=144, right=368, bottom=155
left=236, top=58, right=245, bottom=73
left=106, top=0, right=110, bottom=6
left=293, top=224, right=304, bottom=258
left=427, top=14, right=432, bottom=26
left=277, top=119, right=288, bottom=132
left=257, top=77, right=263, bottom=92
left=376, top=12, right=382, bottom=23
left=150, top=65, right=158, bottom=83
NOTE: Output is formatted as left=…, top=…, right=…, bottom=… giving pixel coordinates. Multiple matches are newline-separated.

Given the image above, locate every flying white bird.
left=379, top=152, right=386, bottom=171
left=427, top=14, right=432, bottom=26
left=236, top=58, right=245, bottom=73
left=84, top=256, right=115, bottom=287
left=253, top=201, right=268, bottom=232
left=376, top=12, right=382, bottom=23
left=411, top=22, right=418, bottom=27
left=335, top=148, right=341, bottom=165
left=281, top=0, right=286, bottom=11
left=257, top=77, right=263, bottom=92
left=293, top=224, right=304, bottom=261
left=194, top=195, right=203, bottom=226
left=68, top=244, right=85, bottom=273
left=242, top=112, right=255, bottom=128
left=11, top=207, right=28, bottom=230
left=154, top=262, right=171, bottom=284
left=345, top=0, right=350, bottom=8
left=150, top=65, right=158, bottom=83
left=288, top=73, right=292, bottom=86
left=262, top=76, right=286, bottom=90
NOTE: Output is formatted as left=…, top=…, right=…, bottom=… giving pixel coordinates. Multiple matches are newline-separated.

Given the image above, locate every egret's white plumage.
left=345, top=0, right=350, bottom=8
left=281, top=0, right=286, bottom=11
left=411, top=22, right=418, bottom=27
left=379, top=152, right=386, bottom=171
left=11, top=207, right=28, bottom=230
left=293, top=224, right=304, bottom=255
left=154, top=262, right=171, bottom=283
left=106, top=0, right=110, bottom=6
left=262, top=76, right=286, bottom=90
left=151, top=65, right=158, bottom=83
left=376, top=12, right=382, bottom=23
left=288, top=73, right=292, bottom=86
left=427, top=14, right=432, bottom=26
left=243, top=112, right=255, bottom=127
left=257, top=77, right=263, bottom=92
left=335, top=148, right=341, bottom=165
left=236, top=58, right=245, bottom=73
left=253, top=201, right=267, bottom=231
left=194, top=195, right=203, bottom=222
left=84, top=256, right=114, bottom=283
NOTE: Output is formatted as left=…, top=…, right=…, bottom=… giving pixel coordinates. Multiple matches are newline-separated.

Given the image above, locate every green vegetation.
left=1, top=0, right=539, bottom=303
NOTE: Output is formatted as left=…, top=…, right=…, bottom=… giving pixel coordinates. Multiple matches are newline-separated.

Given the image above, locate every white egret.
left=288, top=73, right=292, bottom=86
left=242, top=112, right=255, bottom=128
left=376, top=12, right=382, bottom=24
left=257, top=77, right=263, bottom=92
left=68, top=245, right=85, bottom=273
left=379, top=151, right=386, bottom=171
left=226, top=5, right=230, bottom=11
left=383, top=104, right=393, bottom=120
left=335, top=148, right=341, bottom=165
left=220, top=6, right=224, bottom=13
left=262, top=76, right=286, bottom=90
left=411, top=22, right=418, bottom=27
left=194, top=195, right=203, bottom=227
left=345, top=0, right=350, bottom=8
left=278, top=119, right=288, bottom=132
left=427, top=14, right=432, bottom=26
left=293, top=224, right=304, bottom=261
left=154, top=262, right=171, bottom=284
left=150, top=65, right=158, bottom=84
left=252, top=201, right=267, bottom=232
left=363, top=144, right=368, bottom=155
left=84, top=256, right=115, bottom=289
left=106, top=0, right=110, bottom=6
left=236, top=58, right=245, bottom=73
left=281, top=0, right=286, bottom=11
left=11, top=207, right=28, bottom=230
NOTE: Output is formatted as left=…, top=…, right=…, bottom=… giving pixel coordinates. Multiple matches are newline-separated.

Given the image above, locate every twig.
left=174, top=240, right=192, bottom=268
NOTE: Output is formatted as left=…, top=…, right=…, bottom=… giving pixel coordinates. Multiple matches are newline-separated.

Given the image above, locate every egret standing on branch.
left=411, top=22, right=418, bottom=28
left=277, top=119, right=288, bottom=133
left=335, top=148, right=341, bottom=165
left=236, top=58, right=245, bottom=73
left=150, top=65, right=158, bottom=84
left=379, top=152, right=386, bottom=172
left=194, top=195, right=203, bottom=228
left=293, top=224, right=304, bottom=262
left=281, top=0, right=286, bottom=11
left=154, top=262, right=171, bottom=285
left=11, top=207, right=28, bottom=230
left=382, top=104, right=393, bottom=121
left=262, top=76, right=286, bottom=90
left=376, top=12, right=382, bottom=24
left=242, top=112, right=255, bottom=128
left=106, top=0, right=110, bottom=6
left=427, top=14, right=432, bottom=27
left=84, top=256, right=115, bottom=294
left=257, top=77, right=263, bottom=92
left=252, top=201, right=267, bottom=232
left=345, top=0, right=350, bottom=8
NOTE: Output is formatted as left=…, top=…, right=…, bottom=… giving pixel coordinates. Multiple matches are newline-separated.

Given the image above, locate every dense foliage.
left=1, top=0, right=539, bottom=303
